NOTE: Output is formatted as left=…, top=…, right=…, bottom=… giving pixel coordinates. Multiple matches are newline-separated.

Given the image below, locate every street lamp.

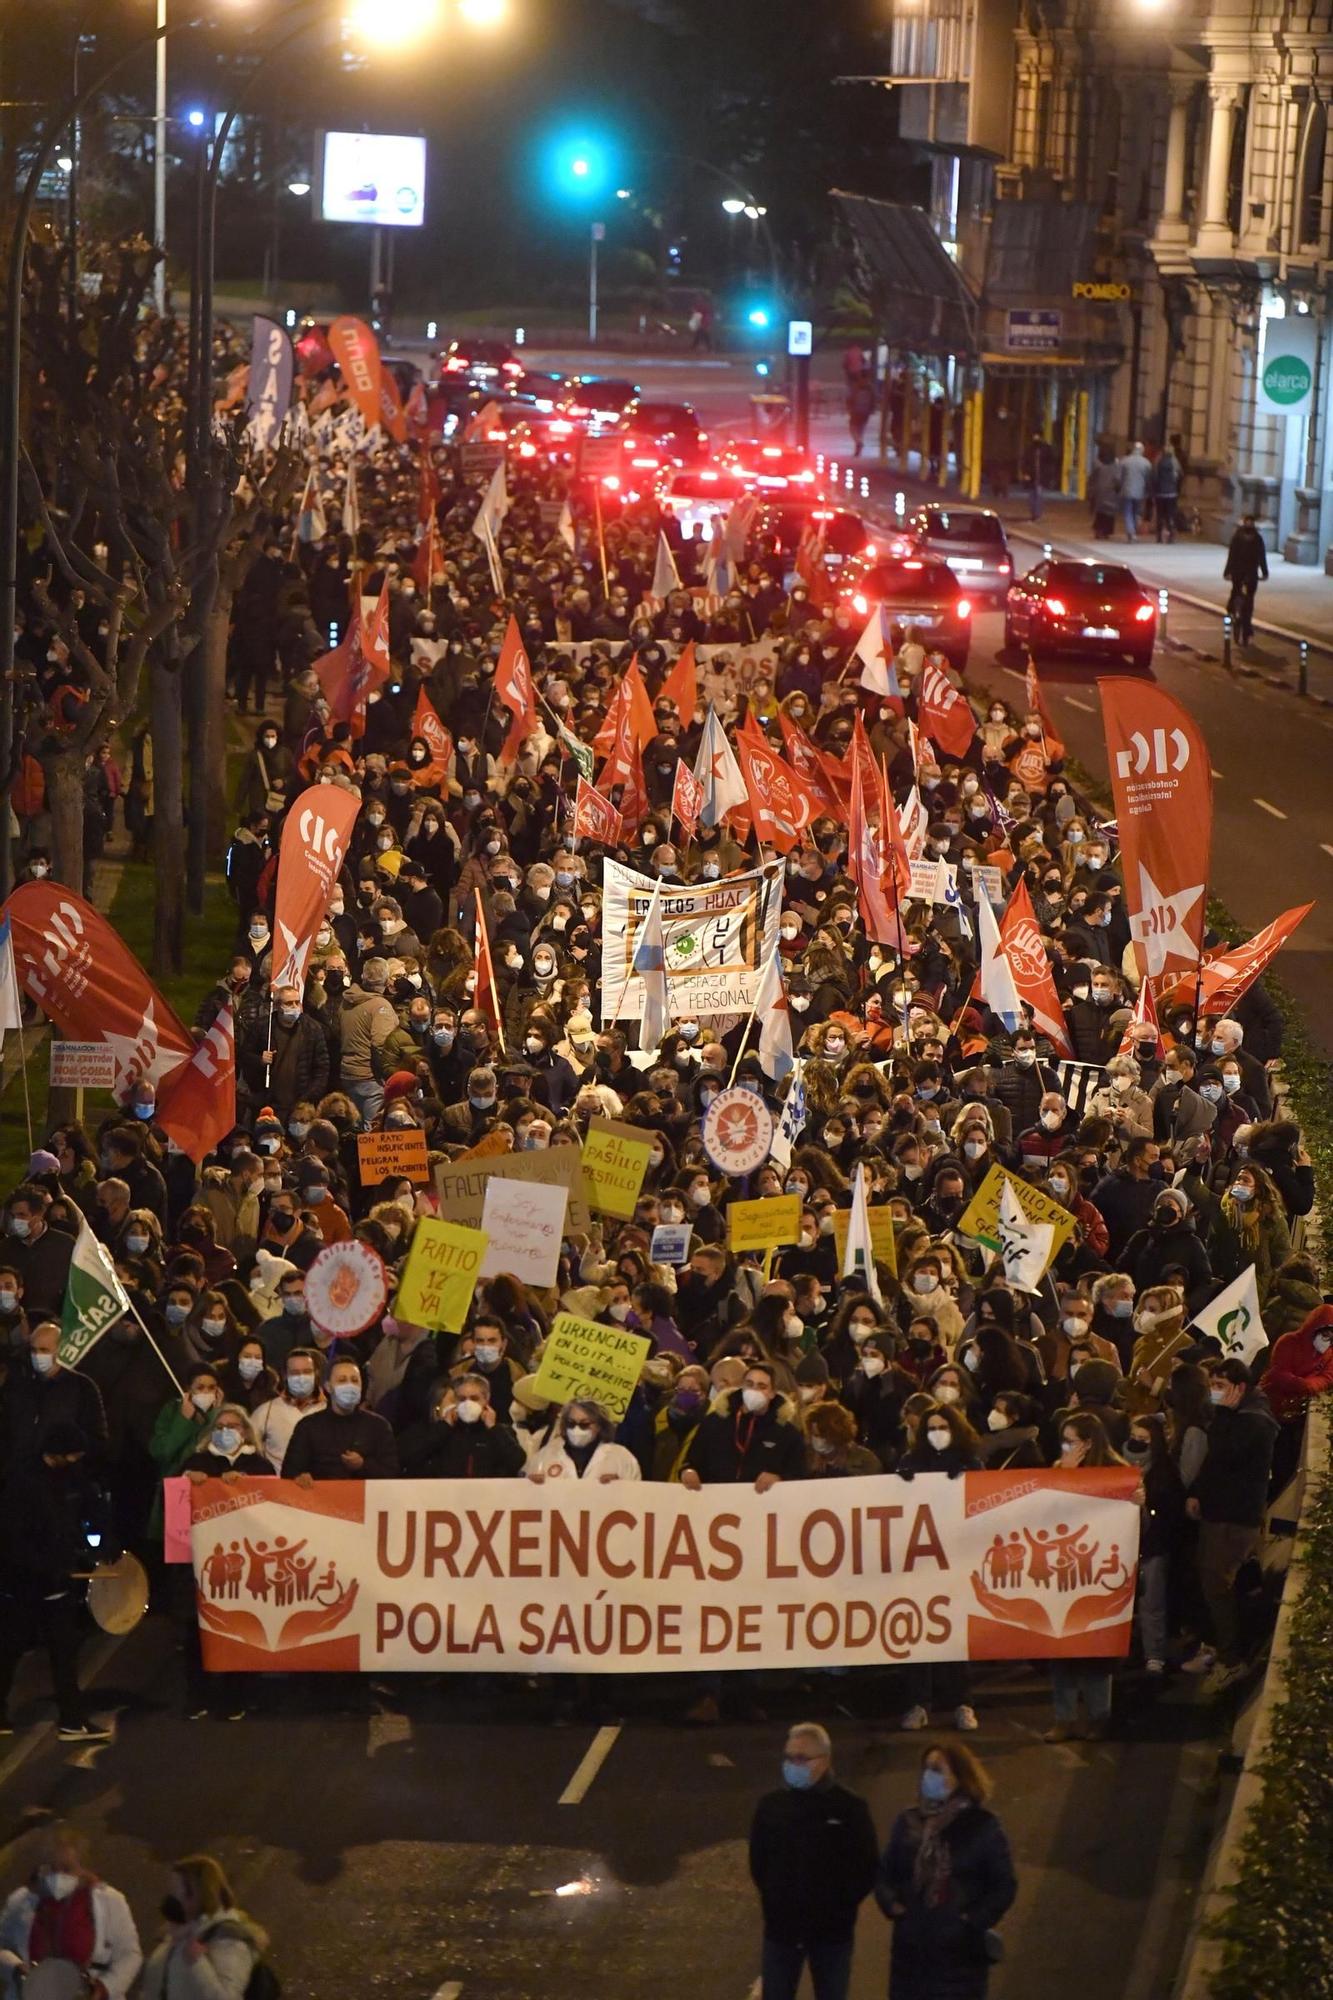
left=721, top=197, right=745, bottom=216
left=287, top=177, right=311, bottom=197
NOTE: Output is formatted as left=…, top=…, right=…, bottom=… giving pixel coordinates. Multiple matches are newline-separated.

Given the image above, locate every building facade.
left=875, top=0, right=1333, bottom=559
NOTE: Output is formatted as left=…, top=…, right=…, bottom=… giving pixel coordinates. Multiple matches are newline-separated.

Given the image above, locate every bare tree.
left=15, top=241, right=295, bottom=974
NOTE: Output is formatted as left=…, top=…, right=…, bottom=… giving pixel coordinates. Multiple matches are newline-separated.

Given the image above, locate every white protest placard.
left=650, top=1222, right=693, bottom=1266
left=972, top=864, right=1005, bottom=909
left=50, top=1041, right=117, bottom=1089
left=908, top=858, right=943, bottom=904
left=479, top=1175, right=567, bottom=1288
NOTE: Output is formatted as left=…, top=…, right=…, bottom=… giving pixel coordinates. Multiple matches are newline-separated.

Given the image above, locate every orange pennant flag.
left=657, top=642, right=698, bottom=724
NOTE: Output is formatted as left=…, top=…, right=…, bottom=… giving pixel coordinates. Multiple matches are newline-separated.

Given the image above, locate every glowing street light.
left=458, top=0, right=507, bottom=24
left=287, top=178, right=311, bottom=197
left=570, top=155, right=591, bottom=178
left=346, top=0, right=444, bottom=47
left=721, top=196, right=745, bottom=215
left=186, top=106, right=206, bottom=128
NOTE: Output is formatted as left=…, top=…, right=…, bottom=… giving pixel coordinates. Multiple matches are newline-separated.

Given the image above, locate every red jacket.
left=1264, top=1306, right=1333, bottom=1421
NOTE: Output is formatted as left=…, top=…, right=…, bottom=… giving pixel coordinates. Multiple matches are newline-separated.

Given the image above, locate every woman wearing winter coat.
left=526, top=1399, right=642, bottom=1484
left=1263, top=1255, right=1324, bottom=1341
left=1206, top=1162, right=1291, bottom=1304
left=875, top=1740, right=1016, bottom=2000
left=896, top=1403, right=983, bottom=1732
left=141, top=1854, right=269, bottom=2000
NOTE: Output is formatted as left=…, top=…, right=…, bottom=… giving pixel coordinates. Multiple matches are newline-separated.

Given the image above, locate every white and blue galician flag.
left=632, top=874, right=671, bottom=1052
left=938, top=861, right=974, bottom=941
left=753, top=946, right=794, bottom=1083
left=0, top=914, right=22, bottom=1052
left=770, top=1059, right=806, bottom=1171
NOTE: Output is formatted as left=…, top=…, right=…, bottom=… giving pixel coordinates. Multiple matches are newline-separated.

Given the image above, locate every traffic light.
left=550, top=134, right=615, bottom=201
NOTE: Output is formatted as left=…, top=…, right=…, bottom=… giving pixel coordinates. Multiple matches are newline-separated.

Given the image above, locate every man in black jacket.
left=990, top=1031, right=1058, bottom=1135
left=680, top=1363, right=806, bottom=1490
left=4, top=1185, right=75, bottom=1321
left=240, top=982, right=330, bottom=1120
left=1089, top=1135, right=1161, bottom=1259
left=284, top=1359, right=399, bottom=1482
left=749, top=1722, right=878, bottom=2000
left=3, top=1322, right=108, bottom=1473
left=1185, top=1358, right=1279, bottom=1691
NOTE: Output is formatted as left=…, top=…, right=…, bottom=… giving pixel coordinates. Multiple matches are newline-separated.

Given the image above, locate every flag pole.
left=16, top=1026, right=34, bottom=1158
left=124, top=1295, right=188, bottom=1398
left=592, top=480, right=610, bottom=598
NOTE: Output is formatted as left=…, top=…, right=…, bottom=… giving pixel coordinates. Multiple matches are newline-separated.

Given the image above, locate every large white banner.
left=190, top=1471, right=1140, bottom=1675
left=600, top=859, right=784, bottom=1023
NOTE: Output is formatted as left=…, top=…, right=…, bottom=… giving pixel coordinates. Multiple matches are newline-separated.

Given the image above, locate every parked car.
left=1005, top=557, right=1156, bottom=668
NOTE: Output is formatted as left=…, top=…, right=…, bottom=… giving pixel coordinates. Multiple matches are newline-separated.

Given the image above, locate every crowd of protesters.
left=1, top=362, right=1329, bottom=1790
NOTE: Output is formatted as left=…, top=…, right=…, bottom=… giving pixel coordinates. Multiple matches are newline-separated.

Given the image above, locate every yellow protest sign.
left=531, top=1311, right=652, bottom=1421
left=581, top=1116, right=655, bottom=1220
left=831, top=1206, right=899, bottom=1277
left=728, top=1193, right=802, bottom=1253
left=958, top=1163, right=1075, bottom=1265
left=394, top=1218, right=489, bottom=1333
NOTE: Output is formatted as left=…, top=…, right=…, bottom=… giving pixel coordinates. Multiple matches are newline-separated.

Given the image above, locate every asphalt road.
left=0, top=1622, right=1222, bottom=2000
left=482, top=346, right=1332, bottom=1061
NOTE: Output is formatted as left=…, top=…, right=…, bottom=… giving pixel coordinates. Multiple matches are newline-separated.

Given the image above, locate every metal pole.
left=154, top=0, right=167, bottom=314
left=589, top=222, right=601, bottom=343
left=66, top=32, right=80, bottom=325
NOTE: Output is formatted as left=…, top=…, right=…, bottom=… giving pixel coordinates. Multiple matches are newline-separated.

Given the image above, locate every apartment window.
left=1297, top=98, right=1327, bottom=248
left=1226, top=88, right=1249, bottom=236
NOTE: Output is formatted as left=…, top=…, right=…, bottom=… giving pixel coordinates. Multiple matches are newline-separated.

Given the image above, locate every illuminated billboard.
left=319, top=132, right=426, bottom=228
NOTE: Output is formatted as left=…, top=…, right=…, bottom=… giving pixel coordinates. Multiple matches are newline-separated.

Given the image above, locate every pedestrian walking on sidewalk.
left=1224, top=514, right=1269, bottom=645
left=848, top=377, right=877, bottom=458
left=1153, top=445, right=1182, bottom=542
left=1116, top=442, right=1152, bottom=541
left=1024, top=433, right=1054, bottom=520
left=876, top=1741, right=1016, bottom=2000
left=749, top=1722, right=878, bottom=2000
left=1086, top=446, right=1119, bottom=539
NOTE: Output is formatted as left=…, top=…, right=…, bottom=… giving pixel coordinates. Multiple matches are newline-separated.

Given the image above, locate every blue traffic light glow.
left=747, top=306, right=771, bottom=328
left=547, top=131, right=617, bottom=200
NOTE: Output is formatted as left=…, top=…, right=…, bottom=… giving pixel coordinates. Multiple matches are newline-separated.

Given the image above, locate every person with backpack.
left=141, top=1855, right=276, bottom=1999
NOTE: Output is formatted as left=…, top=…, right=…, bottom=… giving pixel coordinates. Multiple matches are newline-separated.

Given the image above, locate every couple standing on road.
left=750, top=1723, right=1016, bottom=2000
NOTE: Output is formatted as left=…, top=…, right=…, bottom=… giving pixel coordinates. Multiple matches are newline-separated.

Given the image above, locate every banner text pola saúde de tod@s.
left=190, top=1469, right=1142, bottom=1674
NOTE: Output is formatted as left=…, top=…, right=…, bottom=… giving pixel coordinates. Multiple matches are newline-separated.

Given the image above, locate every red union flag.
left=156, top=1004, right=236, bottom=1163
left=593, top=657, right=655, bottom=757
left=1158, top=903, right=1314, bottom=1016
left=574, top=776, right=623, bottom=846
left=670, top=759, right=705, bottom=843
left=735, top=716, right=818, bottom=855
left=1, top=882, right=194, bottom=1099
left=410, top=685, right=452, bottom=785
left=847, top=727, right=900, bottom=944
left=918, top=658, right=977, bottom=759
left=495, top=615, right=539, bottom=766
left=777, top=710, right=841, bottom=815
left=328, top=315, right=382, bottom=432
left=1099, top=679, right=1212, bottom=980
left=315, top=587, right=391, bottom=738
left=378, top=366, right=407, bottom=444
left=998, top=879, right=1073, bottom=1054
left=272, top=785, right=362, bottom=997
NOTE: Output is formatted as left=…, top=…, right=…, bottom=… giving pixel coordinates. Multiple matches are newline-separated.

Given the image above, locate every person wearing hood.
left=1261, top=1304, right=1333, bottom=1423
left=1263, top=1254, right=1324, bottom=1342
left=1121, top=1187, right=1214, bottom=1314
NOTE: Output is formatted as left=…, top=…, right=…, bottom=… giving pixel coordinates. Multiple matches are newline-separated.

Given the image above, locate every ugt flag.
left=60, top=1217, right=131, bottom=1369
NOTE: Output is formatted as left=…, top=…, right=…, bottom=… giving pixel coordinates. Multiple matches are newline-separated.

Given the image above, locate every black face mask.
left=161, top=1895, right=187, bottom=1926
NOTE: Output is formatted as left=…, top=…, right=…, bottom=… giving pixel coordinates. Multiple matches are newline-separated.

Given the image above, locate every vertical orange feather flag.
left=657, top=641, right=698, bottom=723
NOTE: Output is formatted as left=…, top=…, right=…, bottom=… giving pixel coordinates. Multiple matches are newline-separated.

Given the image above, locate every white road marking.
left=558, top=1723, right=621, bottom=1804
left=1253, top=797, right=1287, bottom=820
left=1063, top=696, right=1094, bottom=712
left=1321, top=844, right=1333, bottom=860
left=431, top=1983, right=463, bottom=2000
left=1211, top=767, right=1224, bottom=779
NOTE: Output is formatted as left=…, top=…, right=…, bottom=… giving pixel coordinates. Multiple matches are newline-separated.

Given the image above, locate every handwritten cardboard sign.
left=957, top=1162, right=1075, bottom=1266
left=357, top=1126, right=430, bottom=1186
left=728, top=1193, right=802, bottom=1253
left=531, top=1310, right=651, bottom=1420
left=581, top=1116, right=654, bottom=1220
left=49, top=1041, right=117, bottom=1089
left=479, top=1175, right=567, bottom=1287
left=394, top=1218, right=488, bottom=1333
left=434, top=1143, right=591, bottom=1234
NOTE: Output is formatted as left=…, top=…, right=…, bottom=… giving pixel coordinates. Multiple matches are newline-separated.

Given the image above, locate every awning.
left=833, top=190, right=980, bottom=357
left=985, top=199, right=1113, bottom=306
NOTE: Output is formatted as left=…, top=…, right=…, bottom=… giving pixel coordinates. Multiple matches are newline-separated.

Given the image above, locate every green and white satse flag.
left=558, top=719, right=594, bottom=782
left=1190, top=1265, right=1267, bottom=1367
left=60, top=1216, right=132, bottom=1369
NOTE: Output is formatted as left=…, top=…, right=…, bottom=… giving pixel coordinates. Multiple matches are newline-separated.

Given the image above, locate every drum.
left=86, top=1551, right=149, bottom=1635
left=23, top=1960, right=90, bottom=1998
